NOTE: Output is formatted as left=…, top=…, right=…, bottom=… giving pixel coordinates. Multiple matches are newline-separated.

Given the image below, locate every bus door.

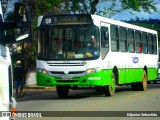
left=100, top=22, right=109, bottom=60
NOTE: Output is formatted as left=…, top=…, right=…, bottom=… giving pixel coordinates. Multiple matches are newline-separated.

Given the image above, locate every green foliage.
left=121, top=0, right=157, bottom=13
left=67, top=0, right=158, bottom=17
left=20, top=0, right=62, bottom=29
left=70, top=0, right=81, bottom=13
left=19, top=0, right=158, bottom=20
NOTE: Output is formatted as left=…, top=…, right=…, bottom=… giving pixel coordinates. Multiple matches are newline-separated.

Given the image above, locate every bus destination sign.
left=42, top=15, right=93, bottom=26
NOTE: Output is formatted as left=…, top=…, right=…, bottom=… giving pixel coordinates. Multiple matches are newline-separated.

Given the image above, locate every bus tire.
left=56, top=86, right=69, bottom=98
left=104, top=73, right=116, bottom=96
left=139, top=70, right=147, bottom=91
left=131, top=83, right=139, bottom=91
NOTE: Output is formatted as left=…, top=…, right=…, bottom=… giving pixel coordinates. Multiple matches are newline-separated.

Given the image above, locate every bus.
left=0, top=1, right=31, bottom=119
left=36, top=14, right=158, bottom=97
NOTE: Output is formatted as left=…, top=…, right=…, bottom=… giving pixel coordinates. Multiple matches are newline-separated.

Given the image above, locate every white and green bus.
left=36, top=14, right=158, bottom=97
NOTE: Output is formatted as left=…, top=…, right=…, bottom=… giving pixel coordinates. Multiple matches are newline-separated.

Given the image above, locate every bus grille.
left=56, top=80, right=78, bottom=82
left=50, top=71, right=84, bottom=74
left=47, top=62, right=86, bottom=67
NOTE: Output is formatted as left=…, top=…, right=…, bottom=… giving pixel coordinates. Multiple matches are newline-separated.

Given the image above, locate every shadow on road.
left=16, top=84, right=160, bottom=102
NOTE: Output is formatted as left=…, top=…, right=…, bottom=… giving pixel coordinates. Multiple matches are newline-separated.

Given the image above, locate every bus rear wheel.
left=139, top=70, right=147, bottom=91
left=56, top=86, right=69, bottom=98
left=131, top=71, right=147, bottom=91
left=104, top=73, right=116, bottom=96
left=131, top=83, right=139, bottom=91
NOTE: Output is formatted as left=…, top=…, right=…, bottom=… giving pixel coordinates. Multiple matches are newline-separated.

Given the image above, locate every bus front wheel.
left=104, top=73, right=116, bottom=96
left=56, top=86, right=69, bottom=98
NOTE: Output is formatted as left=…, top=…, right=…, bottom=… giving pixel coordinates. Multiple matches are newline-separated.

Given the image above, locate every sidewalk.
left=24, top=84, right=57, bottom=92
left=13, top=83, right=56, bottom=93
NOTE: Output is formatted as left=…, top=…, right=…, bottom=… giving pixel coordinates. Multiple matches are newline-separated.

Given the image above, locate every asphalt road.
left=15, top=83, right=160, bottom=120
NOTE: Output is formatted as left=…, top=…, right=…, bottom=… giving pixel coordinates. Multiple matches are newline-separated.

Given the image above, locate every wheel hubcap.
left=110, top=74, right=116, bottom=93
left=143, top=72, right=147, bottom=90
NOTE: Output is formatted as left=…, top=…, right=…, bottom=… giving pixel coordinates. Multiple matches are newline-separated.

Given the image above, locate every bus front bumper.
left=36, top=70, right=112, bottom=86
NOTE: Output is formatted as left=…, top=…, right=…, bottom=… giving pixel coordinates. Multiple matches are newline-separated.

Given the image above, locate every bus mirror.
left=0, top=2, right=31, bottom=45
left=16, top=34, right=29, bottom=41
left=14, top=2, right=32, bottom=41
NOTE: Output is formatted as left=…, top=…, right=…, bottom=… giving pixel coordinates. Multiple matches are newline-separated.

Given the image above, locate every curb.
left=13, top=86, right=56, bottom=98
left=24, top=86, right=45, bottom=89
left=23, top=85, right=57, bottom=92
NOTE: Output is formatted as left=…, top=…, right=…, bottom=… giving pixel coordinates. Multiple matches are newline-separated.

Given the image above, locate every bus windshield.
left=38, top=25, right=100, bottom=60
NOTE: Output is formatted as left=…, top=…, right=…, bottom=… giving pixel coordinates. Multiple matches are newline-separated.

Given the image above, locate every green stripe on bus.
left=36, top=68, right=158, bottom=86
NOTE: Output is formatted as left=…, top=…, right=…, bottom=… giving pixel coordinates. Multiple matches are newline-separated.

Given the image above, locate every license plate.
left=61, top=75, right=73, bottom=80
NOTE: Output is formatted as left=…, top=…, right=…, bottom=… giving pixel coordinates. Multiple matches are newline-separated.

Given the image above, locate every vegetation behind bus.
left=18, top=0, right=157, bottom=29
left=20, top=0, right=157, bottom=18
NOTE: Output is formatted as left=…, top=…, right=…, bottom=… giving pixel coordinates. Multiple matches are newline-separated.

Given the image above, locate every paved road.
left=15, top=83, right=160, bottom=120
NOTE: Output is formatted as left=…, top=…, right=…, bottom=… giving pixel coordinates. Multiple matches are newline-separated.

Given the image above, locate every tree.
left=19, top=0, right=158, bottom=20
left=69, top=0, right=157, bottom=17
left=20, top=0, right=63, bottom=29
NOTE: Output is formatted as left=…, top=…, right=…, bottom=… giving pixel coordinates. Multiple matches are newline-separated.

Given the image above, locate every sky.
left=98, top=0, right=160, bottom=21
left=113, top=0, right=160, bottom=21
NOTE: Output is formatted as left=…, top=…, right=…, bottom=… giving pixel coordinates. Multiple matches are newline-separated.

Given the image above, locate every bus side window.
left=142, top=32, right=147, bottom=54
left=119, top=27, right=127, bottom=52
left=101, top=26, right=109, bottom=59
left=138, top=44, right=142, bottom=53
left=148, top=33, right=153, bottom=54
left=135, top=31, right=142, bottom=53
left=111, top=25, right=119, bottom=51
left=153, top=34, right=157, bottom=55
left=127, top=29, right=134, bottom=53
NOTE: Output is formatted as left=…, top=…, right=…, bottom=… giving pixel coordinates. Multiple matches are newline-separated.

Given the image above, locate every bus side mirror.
left=14, top=2, right=32, bottom=42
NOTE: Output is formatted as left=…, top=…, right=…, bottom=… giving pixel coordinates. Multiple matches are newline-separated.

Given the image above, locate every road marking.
left=46, top=89, right=160, bottom=119
left=75, top=89, right=160, bottom=111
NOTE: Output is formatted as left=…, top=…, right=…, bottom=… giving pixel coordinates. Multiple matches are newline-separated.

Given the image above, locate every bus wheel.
left=56, top=86, right=69, bottom=98
left=105, top=73, right=116, bottom=96
left=131, top=83, right=139, bottom=91
left=139, top=71, right=147, bottom=91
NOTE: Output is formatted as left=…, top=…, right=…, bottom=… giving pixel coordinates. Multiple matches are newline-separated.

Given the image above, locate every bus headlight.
left=86, top=68, right=97, bottom=74
left=37, top=68, right=47, bottom=74
left=42, top=69, right=47, bottom=74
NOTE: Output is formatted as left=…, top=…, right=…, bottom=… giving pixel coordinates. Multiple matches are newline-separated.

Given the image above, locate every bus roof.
left=91, top=14, right=157, bottom=34
left=38, top=14, right=157, bottom=35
